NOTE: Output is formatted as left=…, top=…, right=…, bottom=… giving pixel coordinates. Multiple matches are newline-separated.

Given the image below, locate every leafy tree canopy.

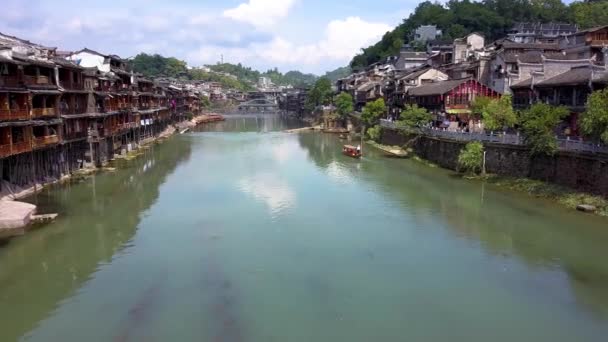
left=399, top=104, right=432, bottom=128
left=481, top=95, right=517, bottom=131
left=519, top=103, right=569, bottom=155
left=350, top=0, right=583, bottom=69
left=335, top=92, right=354, bottom=118
left=305, top=78, right=333, bottom=112
left=581, top=89, right=608, bottom=144
left=361, top=98, right=387, bottom=126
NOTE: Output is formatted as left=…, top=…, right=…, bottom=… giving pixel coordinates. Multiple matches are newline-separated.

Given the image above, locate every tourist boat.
left=342, top=145, right=362, bottom=159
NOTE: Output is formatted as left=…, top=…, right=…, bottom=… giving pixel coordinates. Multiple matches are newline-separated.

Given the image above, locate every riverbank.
left=403, top=148, right=608, bottom=217
left=483, top=176, right=608, bottom=216
left=0, top=113, right=224, bottom=238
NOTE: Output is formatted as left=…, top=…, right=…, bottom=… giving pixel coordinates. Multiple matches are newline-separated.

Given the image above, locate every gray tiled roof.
left=408, top=78, right=471, bottom=96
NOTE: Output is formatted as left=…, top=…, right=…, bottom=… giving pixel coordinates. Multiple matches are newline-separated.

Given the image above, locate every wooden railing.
left=23, top=75, right=51, bottom=86
left=0, top=109, right=30, bottom=121
left=0, top=144, right=11, bottom=157
left=0, top=141, right=33, bottom=157
left=32, top=108, right=57, bottom=117
left=590, top=39, right=608, bottom=46
left=32, top=135, right=59, bottom=148
left=0, top=76, right=22, bottom=88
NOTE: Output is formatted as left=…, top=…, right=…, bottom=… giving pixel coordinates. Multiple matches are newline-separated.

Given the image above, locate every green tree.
left=580, top=89, right=608, bottom=144
left=334, top=92, right=354, bottom=118
left=367, top=125, right=383, bottom=142
left=458, top=141, right=484, bottom=175
left=399, top=104, right=432, bottom=128
left=305, top=77, right=333, bottom=112
left=361, top=98, right=387, bottom=126
left=481, top=95, right=517, bottom=132
left=571, top=0, right=608, bottom=29
left=471, top=96, right=492, bottom=115
left=200, top=96, right=211, bottom=108
left=520, top=103, right=569, bottom=155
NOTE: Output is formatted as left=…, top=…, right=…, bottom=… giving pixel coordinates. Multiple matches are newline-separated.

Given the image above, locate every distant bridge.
left=238, top=98, right=280, bottom=113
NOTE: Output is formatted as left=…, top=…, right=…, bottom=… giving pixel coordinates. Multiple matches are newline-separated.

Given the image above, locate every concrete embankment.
left=0, top=200, right=37, bottom=239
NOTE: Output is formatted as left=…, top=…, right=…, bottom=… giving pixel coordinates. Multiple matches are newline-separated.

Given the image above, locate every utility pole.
left=221, top=54, right=224, bottom=64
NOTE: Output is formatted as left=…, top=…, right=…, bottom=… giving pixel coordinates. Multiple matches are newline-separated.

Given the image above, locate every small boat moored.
left=342, top=145, right=362, bottom=159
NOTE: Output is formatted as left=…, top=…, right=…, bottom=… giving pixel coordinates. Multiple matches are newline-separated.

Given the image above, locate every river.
left=1, top=114, right=607, bottom=341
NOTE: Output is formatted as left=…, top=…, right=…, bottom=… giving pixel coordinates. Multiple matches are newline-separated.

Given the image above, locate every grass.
left=485, top=176, right=608, bottom=216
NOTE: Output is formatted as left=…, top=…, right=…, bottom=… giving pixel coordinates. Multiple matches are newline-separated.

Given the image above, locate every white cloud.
left=223, top=0, right=297, bottom=29
left=0, top=0, right=392, bottom=74
left=249, top=17, right=391, bottom=66
left=238, top=173, right=296, bottom=216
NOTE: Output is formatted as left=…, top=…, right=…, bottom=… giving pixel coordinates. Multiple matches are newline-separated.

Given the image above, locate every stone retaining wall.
left=381, top=128, right=608, bottom=197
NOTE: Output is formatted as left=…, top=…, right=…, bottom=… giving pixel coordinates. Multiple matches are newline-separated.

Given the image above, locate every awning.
left=446, top=108, right=472, bottom=114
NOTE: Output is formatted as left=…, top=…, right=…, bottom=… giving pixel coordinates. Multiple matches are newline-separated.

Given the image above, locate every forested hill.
left=130, top=54, right=320, bottom=90
left=206, top=64, right=318, bottom=87
left=350, top=0, right=608, bottom=70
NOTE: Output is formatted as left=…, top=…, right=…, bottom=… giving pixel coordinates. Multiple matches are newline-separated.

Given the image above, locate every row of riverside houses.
left=0, top=32, right=204, bottom=192
left=337, top=23, right=608, bottom=137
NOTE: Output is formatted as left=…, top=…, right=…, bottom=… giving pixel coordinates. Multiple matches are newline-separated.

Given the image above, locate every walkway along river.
left=0, top=114, right=607, bottom=341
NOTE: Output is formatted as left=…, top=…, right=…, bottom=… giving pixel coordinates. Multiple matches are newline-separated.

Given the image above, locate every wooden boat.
left=342, top=145, right=362, bottom=159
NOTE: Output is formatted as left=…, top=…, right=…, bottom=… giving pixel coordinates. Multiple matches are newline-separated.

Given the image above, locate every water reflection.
left=0, top=138, right=192, bottom=341
left=238, top=173, right=296, bottom=218
left=196, top=114, right=303, bottom=133
left=297, top=131, right=608, bottom=319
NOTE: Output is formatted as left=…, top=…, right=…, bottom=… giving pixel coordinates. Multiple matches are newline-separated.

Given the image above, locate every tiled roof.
left=408, top=78, right=471, bottom=96
left=502, top=42, right=561, bottom=51
left=536, top=68, right=593, bottom=87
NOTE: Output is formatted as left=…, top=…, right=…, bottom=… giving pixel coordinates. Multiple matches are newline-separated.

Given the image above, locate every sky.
left=0, top=0, right=420, bottom=75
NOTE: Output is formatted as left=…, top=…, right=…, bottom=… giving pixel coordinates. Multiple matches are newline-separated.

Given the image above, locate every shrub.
left=367, top=125, right=382, bottom=142
left=458, top=141, right=484, bottom=175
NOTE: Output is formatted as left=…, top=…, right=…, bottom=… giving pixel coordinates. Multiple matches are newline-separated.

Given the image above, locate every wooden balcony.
left=591, top=40, right=608, bottom=47
left=32, top=108, right=57, bottom=118
left=23, top=75, right=51, bottom=86
left=0, top=76, right=22, bottom=88
left=32, top=135, right=59, bottom=149
left=0, top=141, right=33, bottom=157
left=0, top=109, right=30, bottom=121
left=0, top=144, right=11, bottom=157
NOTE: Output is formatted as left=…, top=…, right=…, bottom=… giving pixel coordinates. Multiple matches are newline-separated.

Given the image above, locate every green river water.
left=1, top=114, right=607, bottom=341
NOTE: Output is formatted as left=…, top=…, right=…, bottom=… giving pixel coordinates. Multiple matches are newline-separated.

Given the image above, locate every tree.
left=399, top=104, right=432, bottom=128
left=334, top=92, right=354, bottom=118
left=458, top=141, right=484, bottom=175
left=481, top=95, right=517, bottom=132
left=471, top=96, right=492, bottom=115
left=580, top=89, right=608, bottom=144
left=200, top=96, right=211, bottom=108
left=361, top=98, right=386, bottom=126
left=305, top=77, right=333, bottom=112
left=367, top=125, right=382, bottom=142
left=520, top=103, right=569, bottom=155
left=571, top=0, right=608, bottom=29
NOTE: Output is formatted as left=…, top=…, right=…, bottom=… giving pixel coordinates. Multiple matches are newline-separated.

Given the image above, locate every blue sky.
left=0, top=0, right=570, bottom=74
left=0, top=0, right=419, bottom=74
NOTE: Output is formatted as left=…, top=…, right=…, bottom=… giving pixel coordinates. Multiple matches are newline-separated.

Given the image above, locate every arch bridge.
left=238, top=98, right=279, bottom=113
